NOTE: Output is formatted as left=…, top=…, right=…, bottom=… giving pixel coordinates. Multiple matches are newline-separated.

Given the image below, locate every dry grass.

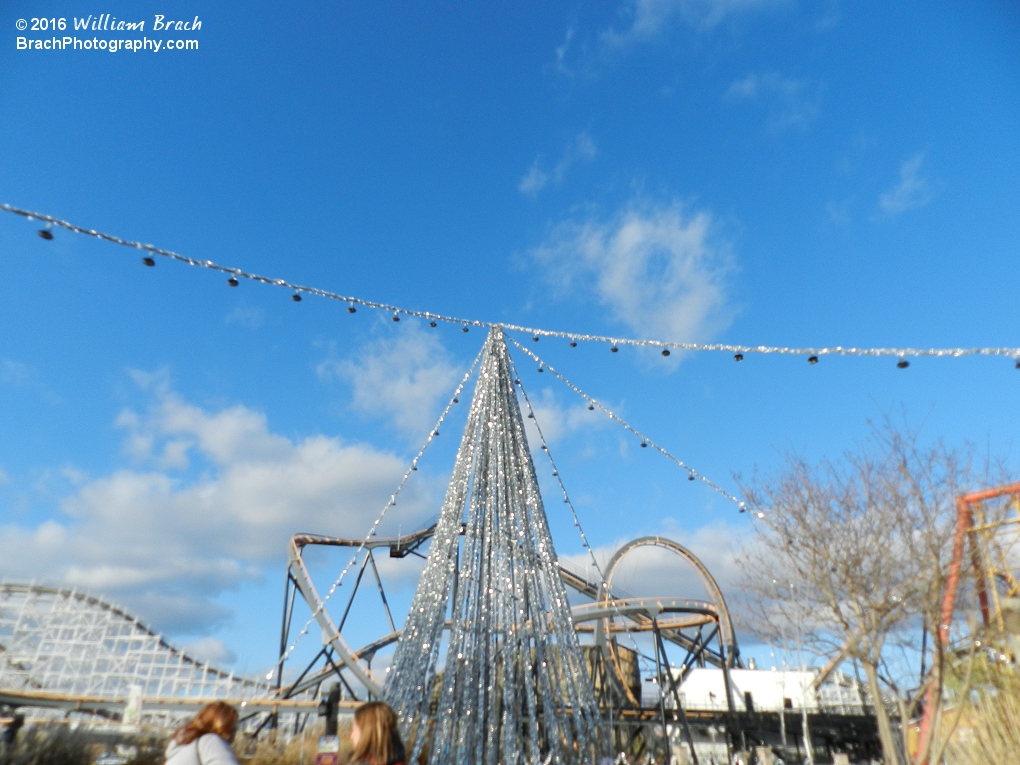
left=0, top=721, right=355, bottom=765
left=940, top=658, right=1020, bottom=764
left=237, top=721, right=353, bottom=765
left=0, top=725, right=92, bottom=765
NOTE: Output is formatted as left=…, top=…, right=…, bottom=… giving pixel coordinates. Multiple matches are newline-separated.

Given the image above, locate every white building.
left=646, top=667, right=866, bottom=713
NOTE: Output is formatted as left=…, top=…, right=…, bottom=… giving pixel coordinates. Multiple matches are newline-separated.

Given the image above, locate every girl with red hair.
left=164, top=701, right=240, bottom=765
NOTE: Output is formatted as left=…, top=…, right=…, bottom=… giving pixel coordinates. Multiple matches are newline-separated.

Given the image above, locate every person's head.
left=173, top=701, right=238, bottom=745
left=350, top=702, right=405, bottom=765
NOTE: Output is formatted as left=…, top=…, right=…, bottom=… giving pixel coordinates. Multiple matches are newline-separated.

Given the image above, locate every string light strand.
left=506, top=350, right=658, bottom=681
left=507, top=337, right=746, bottom=510
left=272, top=344, right=486, bottom=672
left=505, top=352, right=606, bottom=585
left=4, top=203, right=1018, bottom=362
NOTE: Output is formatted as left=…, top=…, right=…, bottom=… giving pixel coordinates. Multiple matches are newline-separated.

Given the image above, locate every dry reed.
left=940, top=657, right=1020, bottom=764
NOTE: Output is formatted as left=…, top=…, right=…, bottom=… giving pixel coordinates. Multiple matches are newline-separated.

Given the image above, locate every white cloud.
left=0, top=379, right=435, bottom=634
left=519, top=133, right=597, bottom=196
left=0, top=359, right=62, bottom=404
left=519, top=164, right=550, bottom=196
left=726, top=72, right=819, bottom=131
left=606, top=0, right=784, bottom=42
left=560, top=521, right=749, bottom=603
left=554, top=27, right=576, bottom=75
left=519, top=387, right=607, bottom=449
left=1, top=359, right=33, bottom=386
left=531, top=201, right=734, bottom=345
left=879, top=153, right=932, bottom=215
left=185, top=637, right=238, bottom=665
left=224, top=305, right=265, bottom=329
left=813, top=0, right=841, bottom=31
left=319, top=323, right=461, bottom=439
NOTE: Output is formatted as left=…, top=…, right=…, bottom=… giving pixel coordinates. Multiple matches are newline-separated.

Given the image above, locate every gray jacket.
left=164, top=733, right=239, bottom=765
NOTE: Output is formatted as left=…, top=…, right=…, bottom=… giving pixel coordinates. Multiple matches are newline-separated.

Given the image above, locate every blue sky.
left=1, top=1, right=1019, bottom=676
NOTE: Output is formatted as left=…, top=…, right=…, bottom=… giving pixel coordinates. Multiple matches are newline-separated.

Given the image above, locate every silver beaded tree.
left=386, top=327, right=604, bottom=765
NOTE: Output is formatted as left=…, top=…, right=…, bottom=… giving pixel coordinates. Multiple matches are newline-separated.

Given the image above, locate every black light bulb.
left=453, top=397, right=459, bottom=403
left=292, top=293, right=302, bottom=302
left=897, top=357, right=910, bottom=369
left=808, top=355, right=819, bottom=365
left=587, top=404, right=594, bottom=411
left=429, top=320, right=436, bottom=327
left=533, top=335, right=539, bottom=342
left=569, top=340, right=577, bottom=347
left=142, top=257, right=156, bottom=267
left=610, top=345, right=618, bottom=353
left=661, top=349, right=671, bottom=357
left=734, top=353, right=744, bottom=362
left=537, top=366, right=544, bottom=373
left=688, top=474, right=695, bottom=481
left=348, top=305, right=357, bottom=313
left=392, top=314, right=400, bottom=322
left=462, top=325, right=469, bottom=332
left=227, top=276, right=239, bottom=287
left=640, top=442, right=648, bottom=448
left=38, top=229, right=54, bottom=240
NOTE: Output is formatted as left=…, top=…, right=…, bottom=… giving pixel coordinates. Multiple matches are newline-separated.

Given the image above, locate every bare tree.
left=736, top=424, right=974, bottom=765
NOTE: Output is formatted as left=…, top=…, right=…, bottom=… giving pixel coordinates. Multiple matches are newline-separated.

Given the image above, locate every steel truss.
left=279, top=527, right=747, bottom=763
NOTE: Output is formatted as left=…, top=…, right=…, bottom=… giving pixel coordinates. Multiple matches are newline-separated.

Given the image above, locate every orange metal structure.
left=915, top=481, right=1020, bottom=763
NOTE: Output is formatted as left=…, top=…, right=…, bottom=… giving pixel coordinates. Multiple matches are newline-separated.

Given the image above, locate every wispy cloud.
left=519, top=133, right=598, bottom=196
left=530, top=201, right=734, bottom=345
left=726, top=72, right=820, bottom=131
left=1, top=358, right=63, bottom=404
left=0, top=378, right=434, bottom=634
left=224, top=305, right=265, bottom=329
left=879, top=153, right=933, bottom=215
left=519, top=387, right=608, bottom=450
left=0, top=359, right=33, bottom=386
left=813, top=0, right=841, bottom=31
left=554, top=27, right=577, bottom=76
left=605, top=0, right=785, bottom=43
left=519, top=165, right=550, bottom=197
left=319, top=323, right=461, bottom=439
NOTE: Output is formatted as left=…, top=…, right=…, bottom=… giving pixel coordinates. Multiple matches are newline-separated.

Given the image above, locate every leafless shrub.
left=736, top=421, right=999, bottom=765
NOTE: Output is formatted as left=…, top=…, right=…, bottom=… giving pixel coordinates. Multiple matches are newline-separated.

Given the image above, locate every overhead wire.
left=271, top=344, right=485, bottom=673
left=507, top=337, right=747, bottom=510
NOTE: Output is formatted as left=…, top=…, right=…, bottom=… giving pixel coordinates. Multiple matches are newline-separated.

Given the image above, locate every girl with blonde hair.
left=164, top=701, right=240, bottom=765
left=349, top=702, right=406, bottom=765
